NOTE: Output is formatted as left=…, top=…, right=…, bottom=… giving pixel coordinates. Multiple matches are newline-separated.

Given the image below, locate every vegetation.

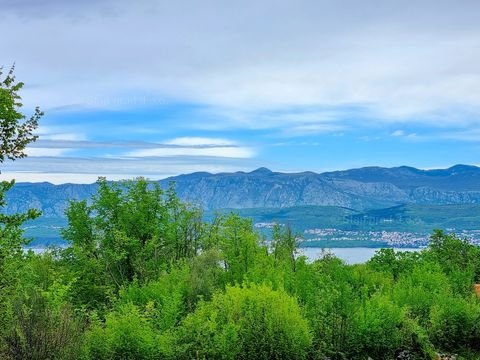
left=0, top=65, right=42, bottom=165
left=1, top=177, right=480, bottom=359
left=2, top=69, right=480, bottom=359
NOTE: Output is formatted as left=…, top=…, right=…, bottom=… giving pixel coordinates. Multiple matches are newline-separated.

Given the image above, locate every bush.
left=116, top=266, right=189, bottom=332
left=393, top=263, right=452, bottom=324
left=1, top=290, right=83, bottom=360
left=83, top=303, right=160, bottom=360
left=177, top=284, right=312, bottom=360
left=429, top=296, right=480, bottom=352
left=349, top=294, right=434, bottom=360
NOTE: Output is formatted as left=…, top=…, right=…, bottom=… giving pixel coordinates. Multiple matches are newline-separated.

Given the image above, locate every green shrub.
left=177, top=284, right=312, bottom=360
left=393, top=263, right=452, bottom=323
left=429, top=296, right=480, bottom=352
left=349, top=294, right=435, bottom=359
left=83, top=303, right=159, bottom=360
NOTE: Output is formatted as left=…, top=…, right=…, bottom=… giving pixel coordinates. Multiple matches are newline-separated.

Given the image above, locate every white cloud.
left=413, top=129, right=480, bottom=142
left=41, top=133, right=86, bottom=141
left=0, top=172, right=109, bottom=184
left=0, top=155, right=258, bottom=184
left=25, top=147, right=72, bottom=157
left=36, top=125, right=87, bottom=141
left=391, top=130, right=406, bottom=137
left=165, top=137, right=236, bottom=146
left=283, top=123, right=345, bottom=136
left=126, top=146, right=254, bottom=158
left=3, top=0, right=480, bottom=130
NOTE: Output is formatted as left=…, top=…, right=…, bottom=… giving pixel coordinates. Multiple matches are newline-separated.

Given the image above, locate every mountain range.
left=4, top=164, right=480, bottom=218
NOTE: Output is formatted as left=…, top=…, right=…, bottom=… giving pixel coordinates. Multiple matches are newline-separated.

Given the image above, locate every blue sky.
left=2, top=0, right=480, bottom=183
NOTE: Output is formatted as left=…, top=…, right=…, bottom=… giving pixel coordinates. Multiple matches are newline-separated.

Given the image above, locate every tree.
left=426, top=230, right=480, bottom=294
left=368, top=248, right=422, bottom=281
left=62, top=178, right=206, bottom=294
left=272, top=223, right=300, bottom=272
left=0, top=65, right=42, bottom=280
left=0, top=65, right=42, bottom=165
left=0, top=64, right=42, bottom=257
left=0, top=67, right=47, bottom=358
left=0, top=65, right=42, bottom=289
left=216, top=213, right=261, bottom=284
left=428, top=230, right=480, bottom=274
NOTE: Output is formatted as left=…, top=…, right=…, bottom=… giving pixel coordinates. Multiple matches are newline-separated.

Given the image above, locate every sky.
left=1, top=0, right=480, bottom=183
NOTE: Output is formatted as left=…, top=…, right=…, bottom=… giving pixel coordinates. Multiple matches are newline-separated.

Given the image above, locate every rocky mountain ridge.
left=4, top=164, right=480, bottom=217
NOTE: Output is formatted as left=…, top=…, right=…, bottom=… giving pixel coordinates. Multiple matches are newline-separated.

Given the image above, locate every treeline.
left=0, top=178, right=479, bottom=359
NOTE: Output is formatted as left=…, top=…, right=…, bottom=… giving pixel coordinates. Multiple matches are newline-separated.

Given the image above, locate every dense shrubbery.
left=177, top=284, right=312, bottom=360
left=1, top=178, right=480, bottom=359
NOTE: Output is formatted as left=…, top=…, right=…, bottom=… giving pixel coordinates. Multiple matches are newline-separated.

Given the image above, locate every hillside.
left=164, top=165, right=480, bottom=210
left=6, top=164, right=480, bottom=219
left=209, top=203, right=480, bottom=233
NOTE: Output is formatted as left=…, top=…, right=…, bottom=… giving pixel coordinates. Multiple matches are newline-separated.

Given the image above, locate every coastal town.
left=254, top=222, right=480, bottom=248
left=303, top=228, right=480, bottom=247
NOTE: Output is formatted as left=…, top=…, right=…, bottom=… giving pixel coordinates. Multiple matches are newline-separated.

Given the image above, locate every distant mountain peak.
left=447, top=164, right=479, bottom=172
left=249, top=167, right=273, bottom=175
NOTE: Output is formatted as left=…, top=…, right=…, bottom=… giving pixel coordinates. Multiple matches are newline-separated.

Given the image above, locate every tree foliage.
left=0, top=66, right=45, bottom=359
left=0, top=65, right=42, bottom=164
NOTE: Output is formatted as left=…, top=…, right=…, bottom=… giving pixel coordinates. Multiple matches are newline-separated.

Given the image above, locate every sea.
left=27, top=246, right=421, bottom=264
left=299, top=247, right=421, bottom=264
